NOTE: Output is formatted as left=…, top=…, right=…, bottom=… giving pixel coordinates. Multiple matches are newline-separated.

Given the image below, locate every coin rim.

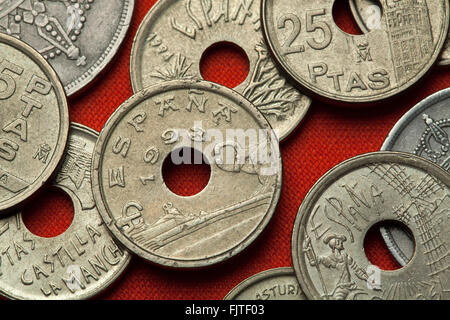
left=0, top=123, right=131, bottom=300
left=91, top=80, right=283, bottom=268
left=291, top=151, right=450, bottom=300
left=0, top=33, right=70, bottom=213
left=261, top=0, right=450, bottom=103
left=349, top=0, right=450, bottom=67
left=63, top=0, right=135, bottom=96
left=129, top=0, right=311, bottom=141
left=223, top=267, right=305, bottom=300
left=380, top=87, right=450, bottom=266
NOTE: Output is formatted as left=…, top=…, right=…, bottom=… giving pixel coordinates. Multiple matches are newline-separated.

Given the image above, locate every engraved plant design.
left=243, top=42, right=302, bottom=121
left=150, top=53, right=195, bottom=81
left=0, top=0, right=94, bottom=66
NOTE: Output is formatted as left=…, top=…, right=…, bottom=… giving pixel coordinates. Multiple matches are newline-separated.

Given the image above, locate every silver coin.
left=261, top=0, right=449, bottom=104
left=92, top=80, right=282, bottom=268
left=292, top=152, right=449, bottom=300
left=224, top=267, right=307, bottom=300
left=0, top=33, right=69, bottom=213
left=380, top=88, right=450, bottom=266
left=349, top=0, right=450, bottom=67
left=130, top=0, right=311, bottom=141
left=0, top=123, right=131, bottom=300
left=0, top=0, right=135, bottom=96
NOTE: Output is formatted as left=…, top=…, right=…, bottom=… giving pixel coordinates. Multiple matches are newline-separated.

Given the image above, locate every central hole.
left=162, top=147, right=211, bottom=197
left=364, top=221, right=415, bottom=271
left=200, top=41, right=250, bottom=89
left=22, top=187, right=74, bottom=238
left=332, top=0, right=365, bottom=35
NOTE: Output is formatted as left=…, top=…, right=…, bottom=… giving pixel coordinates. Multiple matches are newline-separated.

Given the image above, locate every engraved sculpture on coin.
left=261, top=0, right=449, bottom=103
left=0, top=33, right=69, bottom=213
left=0, top=124, right=130, bottom=300
left=130, top=0, right=311, bottom=141
left=91, top=80, right=282, bottom=268
left=0, top=0, right=135, bottom=96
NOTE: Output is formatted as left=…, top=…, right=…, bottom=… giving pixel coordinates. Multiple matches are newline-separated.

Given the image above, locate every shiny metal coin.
left=380, top=88, right=450, bottom=266
left=92, top=80, right=282, bottom=268
left=261, top=0, right=449, bottom=104
left=350, top=0, right=450, bottom=67
left=0, top=33, right=69, bottom=213
left=0, top=0, right=134, bottom=96
left=224, top=267, right=307, bottom=300
left=0, top=123, right=131, bottom=300
left=292, top=152, right=449, bottom=300
left=130, top=0, right=311, bottom=141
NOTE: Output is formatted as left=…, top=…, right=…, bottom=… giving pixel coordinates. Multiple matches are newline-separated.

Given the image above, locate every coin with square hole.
left=261, top=0, right=449, bottom=103
left=350, top=0, right=450, bottom=67
left=91, top=80, right=282, bottom=268
left=0, top=124, right=131, bottom=300
left=130, top=0, right=311, bottom=141
left=0, top=33, right=69, bottom=214
left=292, top=152, right=449, bottom=300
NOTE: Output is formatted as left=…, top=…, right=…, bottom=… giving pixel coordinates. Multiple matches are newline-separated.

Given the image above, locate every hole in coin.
left=332, top=0, right=365, bottom=35
left=22, top=187, right=74, bottom=238
left=162, top=147, right=211, bottom=197
left=200, top=41, right=250, bottom=89
left=364, top=220, right=415, bottom=271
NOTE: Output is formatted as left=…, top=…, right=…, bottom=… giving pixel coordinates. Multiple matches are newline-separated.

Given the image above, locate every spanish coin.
left=261, top=0, right=449, bottom=104
left=0, top=0, right=135, bottom=96
left=380, top=88, right=450, bottom=266
left=130, top=0, right=311, bottom=141
left=0, top=123, right=131, bottom=300
left=224, top=267, right=307, bottom=300
left=0, top=33, right=69, bottom=213
left=92, top=80, right=282, bottom=268
left=350, top=0, right=450, bottom=67
left=292, top=152, right=449, bottom=300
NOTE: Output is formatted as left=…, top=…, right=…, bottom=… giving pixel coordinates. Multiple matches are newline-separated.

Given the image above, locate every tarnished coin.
left=92, top=80, right=282, bottom=268
left=350, top=0, right=450, bottom=67
left=0, top=33, right=69, bottom=213
left=0, top=123, right=130, bottom=300
left=380, top=88, right=450, bottom=266
left=0, top=0, right=134, bottom=96
left=130, top=0, right=311, bottom=141
left=224, top=267, right=307, bottom=300
left=261, top=0, right=449, bottom=104
left=292, top=152, right=449, bottom=300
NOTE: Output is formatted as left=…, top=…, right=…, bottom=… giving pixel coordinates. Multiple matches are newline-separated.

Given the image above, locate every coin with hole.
left=130, top=0, right=311, bottom=141
left=0, top=123, right=131, bottom=300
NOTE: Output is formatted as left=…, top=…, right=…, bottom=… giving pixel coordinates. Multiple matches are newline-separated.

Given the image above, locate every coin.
left=261, top=0, right=449, bottom=104
left=292, top=152, right=449, bottom=300
left=0, top=123, right=131, bottom=300
left=129, top=0, right=311, bottom=141
left=0, top=0, right=135, bottom=96
left=224, top=267, right=307, bottom=300
left=350, top=0, right=450, bottom=67
left=0, top=33, right=69, bottom=213
left=380, top=88, right=450, bottom=266
left=92, top=80, right=282, bottom=268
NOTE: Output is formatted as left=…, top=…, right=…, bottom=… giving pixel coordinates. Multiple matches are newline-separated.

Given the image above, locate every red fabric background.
left=20, top=1, right=450, bottom=300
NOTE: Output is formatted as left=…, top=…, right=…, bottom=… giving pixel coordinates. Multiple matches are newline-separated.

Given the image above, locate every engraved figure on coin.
left=414, top=114, right=450, bottom=171
left=0, top=0, right=95, bottom=66
left=384, top=0, right=433, bottom=85
left=303, top=232, right=369, bottom=300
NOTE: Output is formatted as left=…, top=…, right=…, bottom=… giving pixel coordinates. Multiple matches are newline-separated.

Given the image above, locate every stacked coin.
left=0, top=0, right=448, bottom=300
